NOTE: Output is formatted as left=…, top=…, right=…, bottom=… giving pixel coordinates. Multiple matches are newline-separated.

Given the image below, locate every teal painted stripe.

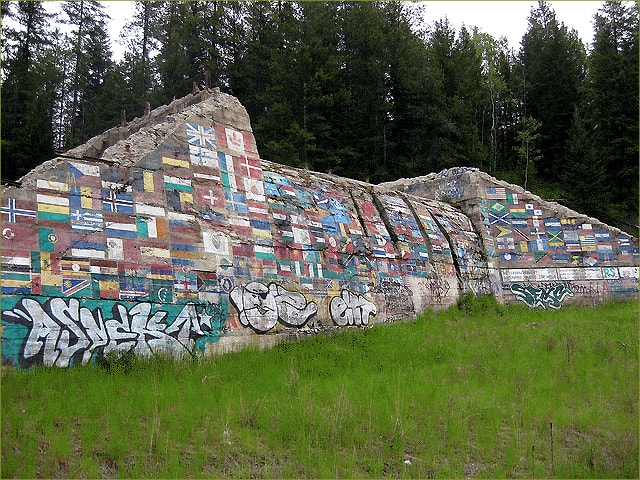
left=2, top=272, right=31, bottom=281
left=164, top=182, right=192, bottom=192
left=38, top=211, right=70, bottom=222
left=31, top=251, right=41, bottom=273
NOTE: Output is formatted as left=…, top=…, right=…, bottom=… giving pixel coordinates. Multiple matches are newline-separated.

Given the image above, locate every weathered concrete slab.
left=2, top=90, right=637, bottom=368
left=380, top=167, right=639, bottom=306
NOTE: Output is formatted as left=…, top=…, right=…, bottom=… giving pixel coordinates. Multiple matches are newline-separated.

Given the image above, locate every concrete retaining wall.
left=380, top=167, right=639, bottom=307
left=1, top=90, right=637, bottom=368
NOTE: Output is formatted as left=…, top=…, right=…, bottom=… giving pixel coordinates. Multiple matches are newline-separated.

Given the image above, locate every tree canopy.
left=1, top=1, right=637, bottom=233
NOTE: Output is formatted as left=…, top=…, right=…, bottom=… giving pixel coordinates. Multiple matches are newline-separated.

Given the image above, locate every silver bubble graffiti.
left=229, top=282, right=317, bottom=333
left=330, top=290, right=377, bottom=326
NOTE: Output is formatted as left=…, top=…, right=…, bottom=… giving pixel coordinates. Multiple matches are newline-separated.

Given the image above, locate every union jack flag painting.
left=186, top=123, right=216, bottom=148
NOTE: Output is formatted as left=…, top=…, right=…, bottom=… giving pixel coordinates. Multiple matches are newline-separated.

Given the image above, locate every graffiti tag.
left=329, top=290, right=377, bottom=326
left=2, top=297, right=219, bottom=368
left=379, top=278, right=415, bottom=317
left=433, top=167, right=473, bottom=201
left=464, top=274, right=493, bottom=297
left=229, top=282, right=317, bottom=333
left=417, top=275, right=451, bottom=304
left=509, top=283, right=574, bottom=309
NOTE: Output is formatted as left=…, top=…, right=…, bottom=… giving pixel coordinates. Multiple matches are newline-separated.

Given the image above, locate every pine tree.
left=118, top=0, right=163, bottom=116
left=518, top=1, right=587, bottom=182
left=190, top=1, right=226, bottom=88
left=585, top=0, right=638, bottom=232
left=61, top=0, right=115, bottom=147
left=337, top=1, right=389, bottom=181
left=1, top=1, right=59, bottom=181
left=297, top=1, right=349, bottom=174
left=152, top=1, right=217, bottom=105
left=382, top=2, right=439, bottom=180
left=253, top=1, right=307, bottom=168
left=226, top=2, right=309, bottom=168
left=425, top=19, right=487, bottom=172
left=492, top=45, right=521, bottom=177
left=562, top=109, right=608, bottom=219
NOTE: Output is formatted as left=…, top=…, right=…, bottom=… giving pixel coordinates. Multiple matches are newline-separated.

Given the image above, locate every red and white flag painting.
left=225, top=127, right=245, bottom=153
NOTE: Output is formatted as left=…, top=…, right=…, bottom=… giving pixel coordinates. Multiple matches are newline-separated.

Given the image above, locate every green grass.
left=2, top=297, right=638, bottom=478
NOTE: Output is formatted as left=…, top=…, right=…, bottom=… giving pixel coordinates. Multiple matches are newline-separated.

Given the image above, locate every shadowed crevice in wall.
left=397, top=192, right=436, bottom=268
left=369, top=189, right=402, bottom=258
left=429, top=211, right=465, bottom=294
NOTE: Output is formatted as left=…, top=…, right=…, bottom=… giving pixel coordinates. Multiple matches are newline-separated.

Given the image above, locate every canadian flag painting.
left=225, top=127, right=245, bottom=153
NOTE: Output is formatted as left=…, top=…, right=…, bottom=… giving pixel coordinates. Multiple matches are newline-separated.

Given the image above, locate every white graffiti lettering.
left=229, top=282, right=317, bottom=333
left=330, top=290, right=377, bottom=326
left=2, top=298, right=214, bottom=367
left=509, top=283, right=574, bottom=309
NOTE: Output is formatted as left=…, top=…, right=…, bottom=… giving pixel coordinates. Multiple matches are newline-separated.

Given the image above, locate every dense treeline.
left=1, top=1, right=637, bottom=233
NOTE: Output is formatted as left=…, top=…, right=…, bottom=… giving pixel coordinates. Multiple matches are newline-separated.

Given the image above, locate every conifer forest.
left=1, top=1, right=638, bottom=234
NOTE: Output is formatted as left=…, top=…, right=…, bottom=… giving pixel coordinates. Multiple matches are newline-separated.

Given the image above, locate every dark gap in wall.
left=429, top=211, right=465, bottom=294
left=369, top=190, right=401, bottom=258
left=456, top=198, right=492, bottom=266
left=397, top=192, right=436, bottom=262
left=347, top=188, right=373, bottom=257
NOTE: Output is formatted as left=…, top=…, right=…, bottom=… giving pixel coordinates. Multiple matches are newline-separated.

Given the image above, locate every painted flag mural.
left=1, top=91, right=637, bottom=370
left=186, top=123, right=216, bottom=148
left=2, top=198, right=37, bottom=223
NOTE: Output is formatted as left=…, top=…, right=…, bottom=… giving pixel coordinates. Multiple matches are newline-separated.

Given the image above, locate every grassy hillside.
left=2, top=297, right=638, bottom=478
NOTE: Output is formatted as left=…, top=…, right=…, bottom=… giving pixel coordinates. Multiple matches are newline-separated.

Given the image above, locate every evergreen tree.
left=424, top=17, right=456, bottom=172
left=450, top=25, right=487, bottom=168
left=492, top=45, right=521, bottom=177
left=562, top=109, right=608, bottom=219
left=218, top=1, right=248, bottom=92
left=152, top=1, right=218, bottom=105
left=338, top=1, right=389, bottom=181
left=61, top=0, right=115, bottom=147
left=297, top=1, right=350, bottom=174
left=227, top=2, right=308, bottom=168
left=190, top=1, right=226, bottom=88
left=381, top=2, right=434, bottom=180
left=518, top=1, right=587, bottom=182
left=252, top=1, right=307, bottom=168
left=118, top=0, right=163, bottom=116
left=1, top=0, right=16, bottom=67
left=1, top=1, right=59, bottom=181
left=585, top=0, right=638, bottom=232
left=425, top=19, right=487, bottom=172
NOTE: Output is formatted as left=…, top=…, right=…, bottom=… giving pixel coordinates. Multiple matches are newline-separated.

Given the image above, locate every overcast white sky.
left=421, top=1, right=602, bottom=49
left=59, top=1, right=605, bottom=60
